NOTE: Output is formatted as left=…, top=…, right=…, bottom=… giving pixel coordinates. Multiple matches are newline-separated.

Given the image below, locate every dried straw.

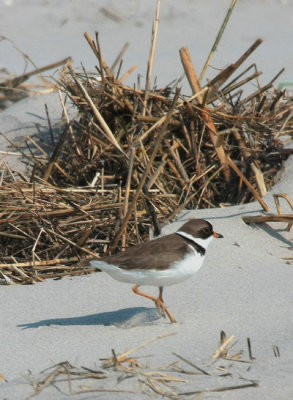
left=1, top=4, right=292, bottom=282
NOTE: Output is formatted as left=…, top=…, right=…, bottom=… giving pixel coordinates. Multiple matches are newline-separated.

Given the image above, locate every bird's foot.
left=154, top=298, right=177, bottom=323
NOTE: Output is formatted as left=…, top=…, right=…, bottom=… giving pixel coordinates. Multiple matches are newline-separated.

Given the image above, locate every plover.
left=91, top=219, right=223, bottom=323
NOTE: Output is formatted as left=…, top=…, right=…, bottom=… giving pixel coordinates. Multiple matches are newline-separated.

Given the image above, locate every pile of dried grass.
left=1, top=7, right=293, bottom=283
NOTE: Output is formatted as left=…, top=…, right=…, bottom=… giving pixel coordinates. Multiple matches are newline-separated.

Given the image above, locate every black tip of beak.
left=213, top=232, right=223, bottom=238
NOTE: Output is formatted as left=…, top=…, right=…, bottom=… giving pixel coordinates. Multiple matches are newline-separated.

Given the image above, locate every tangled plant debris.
left=0, top=2, right=292, bottom=283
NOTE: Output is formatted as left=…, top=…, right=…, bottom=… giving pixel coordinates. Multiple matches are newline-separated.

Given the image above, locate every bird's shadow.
left=18, top=307, right=162, bottom=330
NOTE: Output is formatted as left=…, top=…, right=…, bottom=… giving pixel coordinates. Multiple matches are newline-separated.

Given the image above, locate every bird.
left=91, top=219, right=223, bottom=323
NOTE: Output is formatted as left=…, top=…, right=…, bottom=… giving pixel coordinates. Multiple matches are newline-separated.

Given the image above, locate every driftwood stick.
left=227, top=156, right=269, bottom=212
left=70, top=68, right=125, bottom=156
left=43, top=124, right=70, bottom=182
left=208, top=70, right=262, bottom=103
left=111, top=42, right=129, bottom=71
left=10, top=264, right=36, bottom=283
left=0, top=256, right=92, bottom=269
left=180, top=47, right=202, bottom=101
left=142, top=0, right=161, bottom=115
left=58, top=90, right=82, bottom=156
left=121, top=147, right=135, bottom=249
left=212, top=334, right=235, bottom=359
left=242, top=193, right=293, bottom=231
left=119, top=65, right=137, bottom=83
left=164, top=139, right=189, bottom=183
left=0, top=57, right=72, bottom=88
left=200, top=0, right=238, bottom=81
left=206, top=38, right=263, bottom=99
left=232, top=128, right=267, bottom=197
left=180, top=47, right=230, bottom=182
left=242, top=214, right=293, bottom=225
left=84, top=32, right=114, bottom=79
left=95, top=32, right=106, bottom=83
left=240, top=68, right=284, bottom=106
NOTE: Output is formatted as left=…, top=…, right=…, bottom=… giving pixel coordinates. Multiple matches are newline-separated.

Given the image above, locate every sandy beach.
left=1, top=1, right=293, bottom=398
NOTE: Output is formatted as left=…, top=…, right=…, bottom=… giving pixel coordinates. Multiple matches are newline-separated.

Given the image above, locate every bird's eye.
left=201, top=227, right=211, bottom=237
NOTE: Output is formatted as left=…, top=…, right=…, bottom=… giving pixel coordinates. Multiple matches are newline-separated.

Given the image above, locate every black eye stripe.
left=201, top=227, right=212, bottom=238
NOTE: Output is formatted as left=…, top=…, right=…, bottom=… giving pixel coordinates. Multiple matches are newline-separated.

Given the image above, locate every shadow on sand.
left=18, top=307, right=162, bottom=329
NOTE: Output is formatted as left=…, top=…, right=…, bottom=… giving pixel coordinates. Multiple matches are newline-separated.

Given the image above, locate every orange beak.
left=213, top=231, right=223, bottom=238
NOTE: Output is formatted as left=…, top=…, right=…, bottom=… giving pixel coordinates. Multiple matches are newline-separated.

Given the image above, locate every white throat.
left=176, top=231, right=214, bottom=250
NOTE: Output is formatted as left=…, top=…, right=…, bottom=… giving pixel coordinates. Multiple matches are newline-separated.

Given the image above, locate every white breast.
left=165, top=244, right=205, bottom=284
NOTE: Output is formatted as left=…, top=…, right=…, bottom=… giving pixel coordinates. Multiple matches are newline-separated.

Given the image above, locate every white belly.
left=92, top=246, right=205, bottom=287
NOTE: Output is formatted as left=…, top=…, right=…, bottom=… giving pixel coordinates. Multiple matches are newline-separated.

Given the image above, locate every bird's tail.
left=90, top=260, right=118, bottom=272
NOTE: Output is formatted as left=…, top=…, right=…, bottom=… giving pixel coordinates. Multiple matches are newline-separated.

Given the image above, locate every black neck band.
left=175, top=232, right=206, bottom=256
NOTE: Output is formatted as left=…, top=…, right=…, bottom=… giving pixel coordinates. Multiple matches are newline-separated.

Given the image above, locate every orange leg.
left=132, top=285, right=177, bottom=323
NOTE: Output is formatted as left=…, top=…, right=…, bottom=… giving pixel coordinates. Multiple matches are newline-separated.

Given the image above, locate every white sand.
left=1, top=1, right=293, bottom=398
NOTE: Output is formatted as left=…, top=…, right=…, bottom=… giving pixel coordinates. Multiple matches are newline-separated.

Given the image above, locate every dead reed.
left=26, top=331, right=259, bottom=399
left=0, top=56, right=71, bottom=109
left=1, top=3, right=292, bottom=283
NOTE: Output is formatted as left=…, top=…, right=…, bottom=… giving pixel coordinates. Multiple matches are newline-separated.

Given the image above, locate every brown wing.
left=101, top=233, right=191, bottom=271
